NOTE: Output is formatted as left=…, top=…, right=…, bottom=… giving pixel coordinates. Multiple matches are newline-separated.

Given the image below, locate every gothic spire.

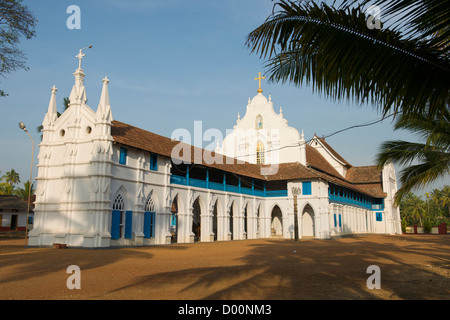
left=96, top=77, right=113, bottom=122
left=43, top=85, right=58, bottom=126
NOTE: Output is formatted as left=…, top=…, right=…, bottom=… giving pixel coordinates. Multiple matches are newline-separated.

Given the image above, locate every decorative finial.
left=102, top=76, right=109, bottom=84
left=269, top=93, right=271, bottom=101
left=254, top=72, right=266, bottom=94
left=51, top=85, right=58, bottom=94
left=237, top=112, right=240, bottom=121
left=279, top=106, right=283, bottom=114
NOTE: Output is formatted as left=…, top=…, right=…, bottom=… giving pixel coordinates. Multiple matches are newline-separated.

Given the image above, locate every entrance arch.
left=229, top=201, right=235, bottom=240
left=212, top=199, right=218, bottom=241
left=271, top=205, right=283, bottom=237
left=244, top=203, right=248, bottom=239
left=192, top=197, right=201, bottom=242
left=170, top=194, right=179, bottom=243
left=302, top=204, right=315, bottom=238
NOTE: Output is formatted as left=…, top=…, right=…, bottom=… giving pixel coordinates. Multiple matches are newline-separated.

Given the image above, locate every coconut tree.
left=246, top=0, right=449, bottom=120
left=376, top=109, right=450, bottom=204
left=4, top=169, right=20, bottom=187
left=14, top=180, right=35, bottom=204
left=400, top=192, right=426, bottom=225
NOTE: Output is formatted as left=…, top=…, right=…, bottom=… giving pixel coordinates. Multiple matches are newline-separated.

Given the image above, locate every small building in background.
left=0, top=195, right=33, bottom=232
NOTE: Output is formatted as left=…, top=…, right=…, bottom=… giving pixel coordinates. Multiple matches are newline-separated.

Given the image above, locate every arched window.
left=113, top=194, right=124, bottom=210
left=145, top=196, right=155, bottom=212
left=256, top=140, right=265, bottom=165
left=112, top=194, right=125, bottom=239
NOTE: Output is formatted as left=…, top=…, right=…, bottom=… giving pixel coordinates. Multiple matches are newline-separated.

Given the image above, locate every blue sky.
left=1, top=0, right=448, bottom=196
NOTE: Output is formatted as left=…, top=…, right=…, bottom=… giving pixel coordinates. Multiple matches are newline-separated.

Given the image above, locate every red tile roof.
left=111, top=120, right=385, bottom=198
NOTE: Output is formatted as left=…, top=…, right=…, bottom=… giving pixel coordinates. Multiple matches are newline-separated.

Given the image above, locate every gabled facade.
left=28, top=57, right=401, bottom=248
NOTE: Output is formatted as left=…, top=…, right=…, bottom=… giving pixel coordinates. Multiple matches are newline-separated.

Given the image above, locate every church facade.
left=28, top=55, right=402, bottom=248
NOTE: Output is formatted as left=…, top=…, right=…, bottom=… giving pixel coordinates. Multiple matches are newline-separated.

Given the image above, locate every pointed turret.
left=43, top=85, right=58, bottom=126
left=299, top=129, right=306, bottom=166
left=96, top=77, right=113, bottom=122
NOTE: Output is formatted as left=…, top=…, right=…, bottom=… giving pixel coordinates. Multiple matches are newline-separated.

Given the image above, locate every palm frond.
left=246, top=0, right=450, bottom=119
left=376, top=109, right=450, bottom=204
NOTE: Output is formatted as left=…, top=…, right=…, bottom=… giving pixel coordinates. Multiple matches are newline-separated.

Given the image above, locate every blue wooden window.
left=339, top=214, right=342, bottom=227
left=125, top=211, right=133, bottom=239
left=150, top=153, right=158, bottom=171
left=302, top=181, right=312, bottom=195
left=376, top=212, right=383, bottom=221
left=144, top=211, right=155, bottom=238
left=334, top=214, right=337, bottom=227
left=111, top=210, right=121, bottom=240
left=119, top=147, right=127, bottom=165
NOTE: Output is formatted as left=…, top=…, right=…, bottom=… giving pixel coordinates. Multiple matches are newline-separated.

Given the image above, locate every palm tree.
left=246, top=0, right=449, bottom=120
left=4, top=169, right=20, bottom=187
left=14, top=180, right=35, bottom=204
left=246, top=0, right=449, bottom=203
left=0, top=183, right=15, bottom=196
left=437, top=185, right=450, bottom=217
left=376, top=109, right=450, bottom=204
left=401, top=192, right=426, bottom=225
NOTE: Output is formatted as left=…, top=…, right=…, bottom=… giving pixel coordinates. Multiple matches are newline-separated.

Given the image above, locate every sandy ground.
left=0, top=234, right=449, bottom=300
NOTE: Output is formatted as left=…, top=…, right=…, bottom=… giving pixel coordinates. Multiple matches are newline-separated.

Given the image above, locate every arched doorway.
left=302, top=204, right=315, bottom=238
left=213, top=200, right=218, bottom=241
left=256, top=204, right=261, bottom=238
left=192, top=197, right=201, bottom=242
left=170, top=195, right=179, bottom=243
left=229, top=201, right=234, bottom=240
left=244, top=203, right=248, bottom=239
left=271, top=205, right=283, bottom=237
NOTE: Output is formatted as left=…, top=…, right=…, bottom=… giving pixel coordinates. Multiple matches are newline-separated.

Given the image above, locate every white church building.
left=28, top=52, right=402, bottom=248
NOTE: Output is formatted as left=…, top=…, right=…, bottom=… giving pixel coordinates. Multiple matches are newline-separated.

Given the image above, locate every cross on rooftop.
left=254, top=72, right=266, bottom=93
left=75, top=45, right=92, bottom=70
left=76, top=49, right=85, bottom=70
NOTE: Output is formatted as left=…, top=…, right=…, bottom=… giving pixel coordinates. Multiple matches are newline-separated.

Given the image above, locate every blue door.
left=144, top=211, right=155, bottom=238
left=125, top=211, right=133, bottom=239
left=111, top=210, right=121, bottom=240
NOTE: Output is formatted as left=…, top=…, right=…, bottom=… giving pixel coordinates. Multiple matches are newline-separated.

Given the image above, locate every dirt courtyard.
left=0, top=234, right=449, bottom=300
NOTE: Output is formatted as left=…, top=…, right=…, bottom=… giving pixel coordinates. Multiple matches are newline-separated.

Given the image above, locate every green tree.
left=0, top=169, right=20, bottom=195
left=3, top=168, right=20, bottom=186
left=400, top=192, right=426, bottom=226
left=432, top=185, right=450, bottom=217
left=0, top=0, right=38, bottom=97
left=376, top=110, right=450, bottom=204
left=13, top=180, right=34, bottom=206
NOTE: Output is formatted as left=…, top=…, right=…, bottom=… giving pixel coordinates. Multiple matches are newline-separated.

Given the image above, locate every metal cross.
left=254, top=72, right=266, bottom=93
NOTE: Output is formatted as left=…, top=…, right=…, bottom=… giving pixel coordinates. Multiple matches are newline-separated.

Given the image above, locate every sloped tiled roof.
left=112, top=120, right=264, bottom=180
left=345, top=166, right=386, bottom=198
left=316, top=137, right=352, bottom=168
left=346, top=166, right=382, bottom=183
left=111, top=120, right=385, bottom=198
left=305, top=144, right=343, bottom=178
left=0, top=196, right=28, bottom=210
